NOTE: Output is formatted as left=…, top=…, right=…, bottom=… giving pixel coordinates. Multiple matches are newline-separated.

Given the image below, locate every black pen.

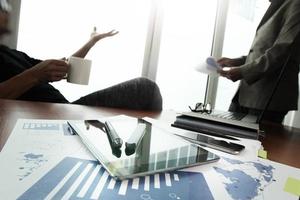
left=104, top=121, right=123, bottom=149
left=125, top=123, right=146, bottom=155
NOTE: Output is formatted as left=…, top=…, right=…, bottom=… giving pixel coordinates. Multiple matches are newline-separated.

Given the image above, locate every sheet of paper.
left=195, top=56, right=221, bottom=76
left=0, top=119, right=94, bottom=199
left=0, top=118, right=300, bottom=200
left=144, top=117, right=300, bottom=200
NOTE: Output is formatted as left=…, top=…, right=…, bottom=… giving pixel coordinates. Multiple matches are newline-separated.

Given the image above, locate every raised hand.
left=72, top=29, right=119, bottom=58
left=90, top=29, right=119, bottom=43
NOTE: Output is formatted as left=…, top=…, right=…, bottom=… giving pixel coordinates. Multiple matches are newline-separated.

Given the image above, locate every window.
left=214, top=0, right=270, bottom=111
left=18, top=0, right=218, bottom=110
left=18, top=0, right=152, bottom=102
left=156, top=0, right=218, bottom=111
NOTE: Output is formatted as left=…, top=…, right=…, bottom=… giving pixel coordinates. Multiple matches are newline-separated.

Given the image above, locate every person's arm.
left=219, top=2, right=300, bottom=83
left=0, top=59, right=68, bottom=99
left=72, top=30, right=118, bottom=58
left=239, top=4, right=300, bottom=84
left=217, top=56, right=247, bottom=67
left=0, top=69, right=38, bottom=99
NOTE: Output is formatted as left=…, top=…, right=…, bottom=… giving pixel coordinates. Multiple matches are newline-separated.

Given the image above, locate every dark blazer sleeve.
left=240, top=0, right=300, bottom=85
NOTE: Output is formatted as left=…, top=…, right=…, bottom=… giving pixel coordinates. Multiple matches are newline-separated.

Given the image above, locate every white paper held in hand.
left=195, top=56, right=221, bottom=75
left=206, top=57, right=221, bottom=69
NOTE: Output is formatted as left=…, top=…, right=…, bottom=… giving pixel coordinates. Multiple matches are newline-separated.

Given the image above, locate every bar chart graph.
left=18, top=157, right=213, bottom=200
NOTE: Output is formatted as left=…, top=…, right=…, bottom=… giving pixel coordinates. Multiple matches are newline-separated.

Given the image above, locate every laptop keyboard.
left=209, top=112, right=247, bottom=121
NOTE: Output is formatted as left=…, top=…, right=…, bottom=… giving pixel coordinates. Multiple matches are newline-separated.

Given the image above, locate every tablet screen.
left=68, top=116, right=219, bottom=180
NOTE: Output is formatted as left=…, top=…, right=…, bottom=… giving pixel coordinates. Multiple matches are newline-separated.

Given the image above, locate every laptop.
left=172, top=110, right=261, bottom=139
left=68, top=115, right=220, bottom=180
left=180, top=109, right=259, bottom=130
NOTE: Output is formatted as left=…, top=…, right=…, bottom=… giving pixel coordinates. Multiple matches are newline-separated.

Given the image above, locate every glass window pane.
left=156, top=0, right=218, bottom=111
left=18, top=0, right=151, bottom=102
left=215, top=0, right=270, bottom=111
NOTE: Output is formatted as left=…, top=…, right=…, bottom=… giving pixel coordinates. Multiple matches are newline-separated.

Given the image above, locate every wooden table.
left=1, top=99, right=300, bottom=168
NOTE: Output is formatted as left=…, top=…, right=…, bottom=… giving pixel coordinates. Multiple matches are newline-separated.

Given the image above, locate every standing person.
left=218, top=0, right=300, bottom=123
left=0, top=0, right=162, bottom=111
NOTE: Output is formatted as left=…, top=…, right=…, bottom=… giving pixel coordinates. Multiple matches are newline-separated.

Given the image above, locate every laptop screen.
left=68, top=116, right=219, bottom=180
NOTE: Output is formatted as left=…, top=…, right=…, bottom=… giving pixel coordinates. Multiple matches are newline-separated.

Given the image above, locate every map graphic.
left=18, top=152, right=48, bottom=181
left=17, top=157, right=214, bottom=200
left=214, top=157, right=275, bottom=200
left=16, top=122, right=77, bottom=181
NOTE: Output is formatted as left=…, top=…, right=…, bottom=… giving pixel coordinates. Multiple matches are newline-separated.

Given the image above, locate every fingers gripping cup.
left=67, top=56, right=92, bottom=85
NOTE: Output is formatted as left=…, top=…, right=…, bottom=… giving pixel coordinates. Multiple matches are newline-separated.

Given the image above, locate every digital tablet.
left=68, top=116, right=220, bottom=180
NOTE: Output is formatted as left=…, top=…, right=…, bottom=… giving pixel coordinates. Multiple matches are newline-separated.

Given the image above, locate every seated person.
left=0, top=0, right=162, bottom=110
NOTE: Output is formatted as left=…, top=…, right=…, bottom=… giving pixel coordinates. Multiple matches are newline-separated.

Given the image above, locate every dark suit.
left=233, top=0, right=300, bottom=112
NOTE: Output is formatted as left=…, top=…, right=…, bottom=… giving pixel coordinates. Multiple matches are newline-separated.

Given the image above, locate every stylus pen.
left=104, top=121, right=123, bottom=149
left=125, top=123, right=146, bottom=155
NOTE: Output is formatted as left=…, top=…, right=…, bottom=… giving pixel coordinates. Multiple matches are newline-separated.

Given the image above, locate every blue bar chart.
left=18, top=157, right=213, bottom=200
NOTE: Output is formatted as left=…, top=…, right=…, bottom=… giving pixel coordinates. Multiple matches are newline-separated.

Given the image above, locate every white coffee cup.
left=67, top=56, right=92, bottom=85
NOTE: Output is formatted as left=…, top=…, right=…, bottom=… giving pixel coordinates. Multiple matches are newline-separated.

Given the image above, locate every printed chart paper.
left=0, top=118, right=299, bottom=200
